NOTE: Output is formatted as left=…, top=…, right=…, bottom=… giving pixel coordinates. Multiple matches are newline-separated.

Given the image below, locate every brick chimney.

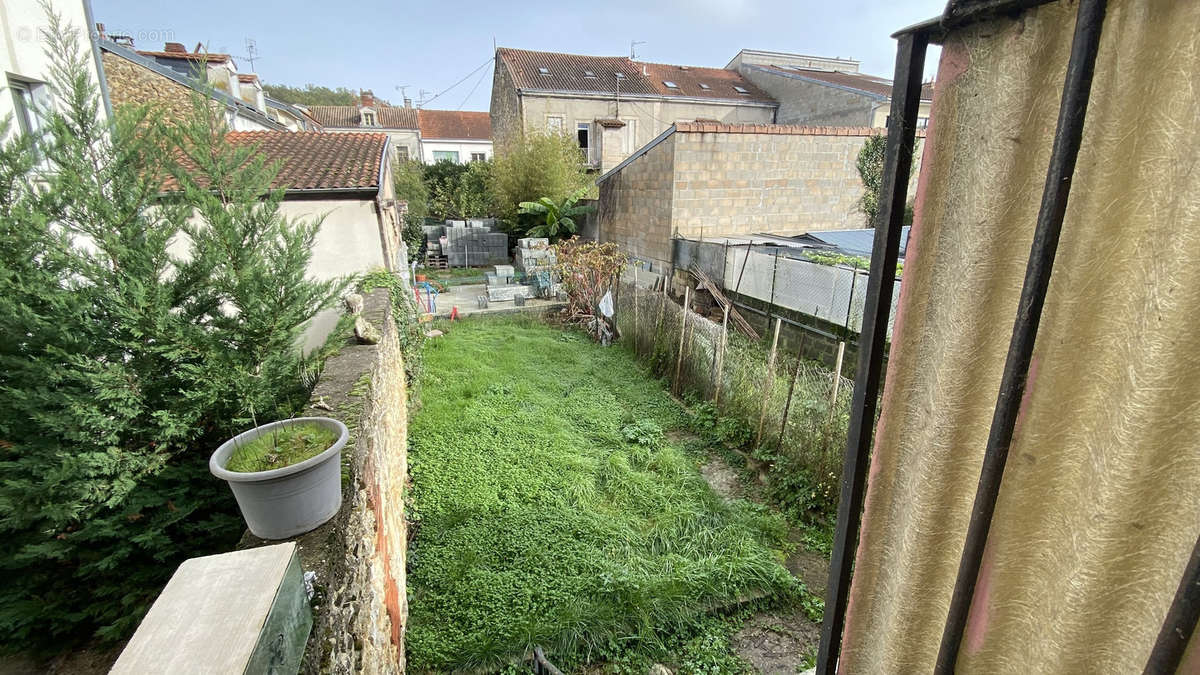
left=360, top=90, right=375, bottom=107
left=164, top=42, right=187, bottom=54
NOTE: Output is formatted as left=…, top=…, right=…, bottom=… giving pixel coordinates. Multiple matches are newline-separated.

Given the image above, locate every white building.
left=417, top=109, right=491, bottom=163
left=0, top=0, right=109, bottom=144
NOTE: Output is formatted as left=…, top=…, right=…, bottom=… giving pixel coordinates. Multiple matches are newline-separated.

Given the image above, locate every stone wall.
left=101, top=51, right=201, bottom=121
left=596, top=133, right=676, bottom=272
left=241, top=288, right=410, bottom=673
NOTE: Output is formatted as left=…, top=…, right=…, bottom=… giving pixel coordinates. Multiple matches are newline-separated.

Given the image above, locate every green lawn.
left=406, top=317, right=798, bottom=672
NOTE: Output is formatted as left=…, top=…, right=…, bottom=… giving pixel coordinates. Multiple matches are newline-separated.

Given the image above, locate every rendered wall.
left=842, top=2, right=1200, bottom=672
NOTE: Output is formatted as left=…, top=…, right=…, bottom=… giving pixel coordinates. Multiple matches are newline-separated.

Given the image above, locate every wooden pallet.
left=424, top=254, right=448, bottom=270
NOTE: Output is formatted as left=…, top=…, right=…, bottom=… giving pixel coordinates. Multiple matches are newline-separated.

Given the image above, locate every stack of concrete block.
left=442, top=222, right=509, bottom=267
left=513, top=238, right=559, bottom=297
left=485, top=263, right=535, bottom=302
left=422, top=225, right=446, bottom=256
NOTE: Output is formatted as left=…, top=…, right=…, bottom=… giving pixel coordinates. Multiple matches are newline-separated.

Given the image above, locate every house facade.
left=1, top=0, right=109, bottom=144
left=490, top=47, right=778, bottom=174
left=305, top=92, right=422, bottom=164
left=167, top=131, right=405, bottom=349
left=727, top=48, right=933, bottom=128
left=417, top=109, right=491, bottom=163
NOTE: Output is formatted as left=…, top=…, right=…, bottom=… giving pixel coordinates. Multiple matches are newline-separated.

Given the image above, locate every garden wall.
left=243, top=288, right=410, bottom=673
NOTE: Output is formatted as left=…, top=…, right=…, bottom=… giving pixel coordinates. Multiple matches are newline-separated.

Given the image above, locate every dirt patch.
left=700, top=455, right=744, bottom=501
left=0, top=643, right=124, bottom=675
left=787, top=547, right=830, bottom=599
left=731, top=605, right=820, bottom=674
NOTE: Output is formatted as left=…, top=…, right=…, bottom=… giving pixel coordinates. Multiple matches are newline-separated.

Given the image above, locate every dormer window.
left=615, top=72, right=625, bottom=79
left=361, top=109, right=377, bottom=126
left=699, top=83, right=711, bottom=90
left=538, top=67, right=550, bottom=75
left=733, top=86, right=749, bottom=94
left=583, top=70, right=596, bottom=78
left=663, top=80, right=679, bottom=89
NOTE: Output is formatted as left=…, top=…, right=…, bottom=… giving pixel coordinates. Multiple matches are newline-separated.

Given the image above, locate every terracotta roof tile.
left=417, top=110, right=490, bottom=140
left=165, top=131, right=387, bottom=193
left=304, top=104, right=419, bottom=130
left=497, top=47, right=774, bottom=104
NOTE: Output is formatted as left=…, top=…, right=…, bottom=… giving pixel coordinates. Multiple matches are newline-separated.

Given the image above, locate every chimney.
left=95, top=23, right=106, bottom=40
left=164, top=42, right=187, bottom=54
left=404, top=97, right=412, bottom=108
left=360, top=90, right=375, bottom=107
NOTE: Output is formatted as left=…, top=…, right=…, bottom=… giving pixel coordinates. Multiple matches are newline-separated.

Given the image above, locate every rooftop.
left=417, top=110, right=491, bottom=140
left=164, top=131, right=388, bottom=194
left=496, top=47, right=775, bottom=104
left=753, top=64, right=935, bottom=101
left=304, top=104, right=419, bottom=130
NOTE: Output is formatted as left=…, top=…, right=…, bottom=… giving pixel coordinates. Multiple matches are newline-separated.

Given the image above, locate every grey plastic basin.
left=209, top=417, right=348, bottom=540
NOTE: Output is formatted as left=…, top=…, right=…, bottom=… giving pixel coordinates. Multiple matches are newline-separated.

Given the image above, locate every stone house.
left=305, top=91, right=422, bottom=164
left=1, top=0, right=109, bottom=145
left=417, top=109, right=492, bottom=163
left=489, top=47, right=778, bottom=174
left=165, top=131, right=405, bottom=348
left=595, top=122, right=924, bottom=273
left=99, top=39, right=285, bottom=131
left=727, top=48, right=934, bottom=128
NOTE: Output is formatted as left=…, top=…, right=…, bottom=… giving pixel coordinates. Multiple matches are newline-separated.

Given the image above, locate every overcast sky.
left=92, top=0, right=945, bottom=111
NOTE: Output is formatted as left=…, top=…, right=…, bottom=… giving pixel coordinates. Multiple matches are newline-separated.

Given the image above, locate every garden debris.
left=689, top=265, right=760, bottom=340
left=343, top=292, right=364, bottom=315
left=424, top=329, right=444, bottom=338
left=310, top=396, right=334, bottom=412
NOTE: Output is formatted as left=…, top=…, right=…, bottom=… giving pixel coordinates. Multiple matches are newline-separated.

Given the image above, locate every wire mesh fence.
left=613, top=281, right=853, bottom=504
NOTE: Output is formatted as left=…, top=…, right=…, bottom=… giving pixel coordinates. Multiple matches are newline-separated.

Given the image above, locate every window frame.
left=470, top=152, right=486, bottom=162
left=8, top=76, right=47, bottom=138
left=432, top=150, right=460, bottom=163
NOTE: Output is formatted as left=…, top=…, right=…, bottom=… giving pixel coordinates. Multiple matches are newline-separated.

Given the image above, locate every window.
left=433, top=150, right=460, bottom=162
left=576, top=122, right=591, bottom=162
left=546, top=115, right=564, bottom=133
left=470, top=152, right=486, bottom=162
left=583, top=70, right=597, bottom=78
left=698, top=83, right=711, bottom=90
left=917, top=116, right=930, bottom=129
left=361, top=109, right=377, bottom=126
left=537, top=67, right=550, bottom=75
left=733, top=85, right=749, bottom=94
left=663, top=80, right=679, bottom=89
left=396, top=145, right=409, bottom=161
left=621, top=118, right=637, bottom=154
left=8, top=77, right=46, bottom=139
left=615, top=72, right=625, bottom=79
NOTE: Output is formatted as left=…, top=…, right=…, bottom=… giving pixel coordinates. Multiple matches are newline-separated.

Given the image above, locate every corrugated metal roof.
left=800, top=227, right=912, bottom=258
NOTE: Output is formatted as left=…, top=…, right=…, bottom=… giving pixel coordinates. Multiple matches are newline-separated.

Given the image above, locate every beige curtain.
left=840, top=1, right=1200, bottom=672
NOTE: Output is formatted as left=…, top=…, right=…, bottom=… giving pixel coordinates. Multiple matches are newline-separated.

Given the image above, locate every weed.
left=405, top=318, right=794, bottom=671
left=225, top=423, right=337, bottom=472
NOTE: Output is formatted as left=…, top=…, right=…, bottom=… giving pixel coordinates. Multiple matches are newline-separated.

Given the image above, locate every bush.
left=392, top=159, right=429, bottom=261
left=491, top=131, right=591, bottom=227
left=0, top=15, right=341, bottom=648
left=425, top=158, right=493, bottom=221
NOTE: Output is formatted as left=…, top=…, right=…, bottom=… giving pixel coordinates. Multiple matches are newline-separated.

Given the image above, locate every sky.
left=92, top=0, right=945, bottom=112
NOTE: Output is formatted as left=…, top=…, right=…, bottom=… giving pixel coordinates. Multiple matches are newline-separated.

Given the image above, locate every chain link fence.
left=613, top=281, right=852, bottom=505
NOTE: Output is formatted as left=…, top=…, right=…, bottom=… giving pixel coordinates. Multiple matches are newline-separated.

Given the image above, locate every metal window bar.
left=1145, top=534, right=1200, bottom=674
left=815, top=29, right=928, bottom=675
left=935, top=0, right=1107, bottom=670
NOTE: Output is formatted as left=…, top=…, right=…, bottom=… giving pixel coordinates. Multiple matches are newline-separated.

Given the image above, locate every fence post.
left=673, top=286, right=690, bottom=395
left=756, top=317, right=782, bottom=446
left=778, top=332, right=807, bottom=445
left=828, top=341, right=846, bottom=424
left=713, top=305, right=730, bottom=406
left=655, top=281, right=666, bottom=359
left=767, top=249, right=781, bottom=325
left=842, top=268, right=860, bottom=340
left=633, top=265, right=640, bottom=356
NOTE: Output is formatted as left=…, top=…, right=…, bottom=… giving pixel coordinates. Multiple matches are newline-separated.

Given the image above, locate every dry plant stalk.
left=552, top=237, right=629, bottom=343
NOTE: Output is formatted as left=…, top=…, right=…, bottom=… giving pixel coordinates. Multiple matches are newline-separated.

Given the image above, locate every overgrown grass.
left=225, top=422, right=336, bottom=473
left=406, top=317, right=800, bottom=672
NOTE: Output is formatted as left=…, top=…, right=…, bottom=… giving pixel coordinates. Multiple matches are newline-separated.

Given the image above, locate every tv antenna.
left=395, top=85, right=410, bottom=99
left=417, top=89, right=434, bottom=107
left=241, top=38, right=261, bottom=71
left=630, top=40, right=646, bottom=60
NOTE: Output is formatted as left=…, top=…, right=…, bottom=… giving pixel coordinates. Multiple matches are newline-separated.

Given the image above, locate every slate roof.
left=305, top=104, right=419, bottom=130
left=757, top=65, right=934, bottom=101
left=496, top=47, right=775, bottom=103
left=165, top=131, right=388, bottom=194
left=417, top=110, right=491, bottom=140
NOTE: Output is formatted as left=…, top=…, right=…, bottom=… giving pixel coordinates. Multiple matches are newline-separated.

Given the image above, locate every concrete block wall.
left=670, top=127, right=886, bottom=237
left=597, top=133, right=677, bottom=272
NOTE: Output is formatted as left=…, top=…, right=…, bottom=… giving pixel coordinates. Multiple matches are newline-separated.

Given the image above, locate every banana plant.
left=519, top=188, right=595, bottom=241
